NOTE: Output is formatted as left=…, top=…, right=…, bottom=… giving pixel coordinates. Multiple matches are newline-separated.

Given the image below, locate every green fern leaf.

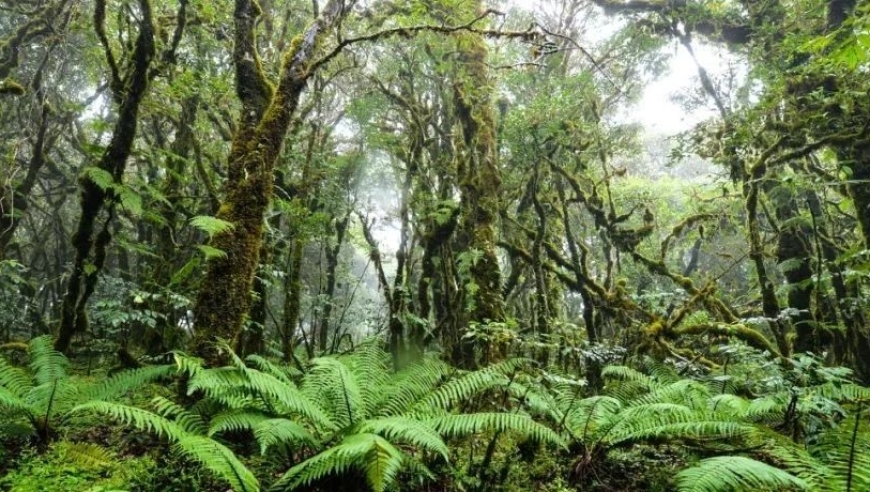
left=82, top=364, right=175, bottom=401
left=54, top=441, right=116, bottom=469
left=358, top=417, right=449, bottom=459
left=175, top=434, right=260, bottom=492
left=0, top=385, right=33, bottom=416
left=72, top=400, right=185, bottom=441
left=564, top=395, right=622, bottom=442
left=0, top=357, right=33, bottom=398
left=28, top=336, right=68, bottom=385
left=303, top=357, right=362, bottom=428
left=153, top=396, right=208, bottom=435
left=208, top=409, right=269, bottom=436
left=272, top=433, right=407, bottom=492
left=254, top=417, right=317, bottom=454
left=74, top=401, right=259, bottom=492
left=364, top=434, right=405, bottom=492
left=676, top=456, right=808, bottom=492
left=190, top=215, right=236, bottom=238
left=374, top=357, right=450, bottom=417
left=429, top=412, right=565, bottom=447
left=413, top=361, right=515, bottom=412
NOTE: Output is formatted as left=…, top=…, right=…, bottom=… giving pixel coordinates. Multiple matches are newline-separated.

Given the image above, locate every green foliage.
left=676, top=456, right=808, bottom=492
left=189, top=215, right=236, bottom=239
left=0, top=336, right=173, bottom=443
left=126, top=341, right=563, bottom=491
left=0, top=441, right=154, bottom=492
left=72, top=400, right=259, bottom=492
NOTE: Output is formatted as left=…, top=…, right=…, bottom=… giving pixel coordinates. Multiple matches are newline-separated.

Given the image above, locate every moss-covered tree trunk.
left=771, top=178, right=816, bottom=354
left=450, top=6, right=505, bottom=368
left=190, top=0, right=351, bottom=365
left=55, top=0, right=157, bottom=353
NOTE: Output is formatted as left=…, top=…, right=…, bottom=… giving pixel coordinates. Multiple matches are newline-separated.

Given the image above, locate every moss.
left=672, top=322, right=781, bottom=357
left=0, top=341, right=29, bottom=353
left=0, top=79, right=25, bottom=96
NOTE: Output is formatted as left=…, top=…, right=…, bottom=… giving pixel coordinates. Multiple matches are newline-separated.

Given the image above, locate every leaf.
left=118, top=187, right=143, bottom=216
left=196, top=244, right=228, bottom=260
left=676, top=456, right=808, bottom=492
left=190, top=215, right=236, bottom=239
left=82, top=167, right=115, bottom=190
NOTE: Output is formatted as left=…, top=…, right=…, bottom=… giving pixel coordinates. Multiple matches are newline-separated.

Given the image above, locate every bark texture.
left=190, top=0, right=351, bottom=365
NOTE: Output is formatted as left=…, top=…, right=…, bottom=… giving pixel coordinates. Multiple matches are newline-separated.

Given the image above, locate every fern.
left=28, top=336, right=68, bottom=386
left=100, top=342, right=558, bottom=491
left=413, top=358, right=527, bottom=412
left=676, top=456, right=808, bottom=492
left=81, top=364, right=175, bottom=401
left=430, top=412, right=565, bottom=447
left=357, top=417, right=450, bottom=459
left=253, top=418, right=317, bottom=454
left=302, top=357, right=363, bottom=428
left=54, top=441, right=117, bottom=469
left=0, top=336, right=171, bottom=443
left=189, top=215, right=236, bottom=238
left=372, top=357, right=450, bottom=417
left=72, top=400, right=259, bottom=492
left=270, top=433, right=413, bottom=492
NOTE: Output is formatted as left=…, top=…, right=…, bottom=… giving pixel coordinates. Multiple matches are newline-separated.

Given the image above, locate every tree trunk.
left=450, top=5, right=505, bottom=367
left=56, top=0, right=156, bottom=353
left=190, top=0, right=351, bottom=365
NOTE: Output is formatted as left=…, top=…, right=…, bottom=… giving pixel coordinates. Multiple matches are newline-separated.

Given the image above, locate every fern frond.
left=82, top=364, right=175, bottom=401
left=254, top=418, right=316, bottom=454
left=208, top=409, right=268, bottom=436
left=742, top=395, right=788, bottom=423
left=374, top=357, right=450, bottom=417
left=54, top=441, right=116, bottom=468
left=363, top=434, right=405, bottom=492
left=358, top=417, right=449, bottom=459
left=675, top=456, right=807, bottom=492
left=28, top=336, right=68, bottom=385
left=0, top=385, right=33, bottom=416
left=342, top=343, right=390, bottom=416
left=73, top=400, right=186, bottom=441
left=25, top=378, right=78, bottom=416
left=638, top=360, right=680, bottom=384
left=633, top=379, right=712, bottom=409
left=74, top=401, right=259, bottom=492
left=815, top=382, right=870, bottom=403
left=173, top=352, right=204, bottom=376
left=243, top=369, right=331, bottom=427
left=192, top=365, right=332, bottom=428
left=270, top=433, right=406, bottom=492
left=610, top=420, right=756, bottom=448
left=765, top=436, right=840, bottom=491
left=413, top=360, right=520, bottom=412
left=709, top=394, right=751, bottom=416
left=506, top=380, right=563, bottom=421
left=598, top=403, right=695, bottom=444
left=174, top=434, right=260, bottom=492
left=303, top=357, right=362, bottom=428
left=429, top=412, right=565, bottom=447
left=564, top=395, right=622, bottom=442
left=0, top=357, right=33, bottom=397
left=245, top=354, right=301, bottom=383
left=602, top=365, right=657, bottom=389
left=810, top=412, right=870, bottom=492
left=153, top=396, right=208, bottom=434
left=188, top=367, right=249, bottom=394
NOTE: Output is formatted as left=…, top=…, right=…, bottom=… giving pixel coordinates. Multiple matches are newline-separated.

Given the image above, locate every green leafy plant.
left=0, top=336, right=173, bottom=444
left=0, top=440, right=154, bottom=492
left=97, top=340, right=563, bottom=492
